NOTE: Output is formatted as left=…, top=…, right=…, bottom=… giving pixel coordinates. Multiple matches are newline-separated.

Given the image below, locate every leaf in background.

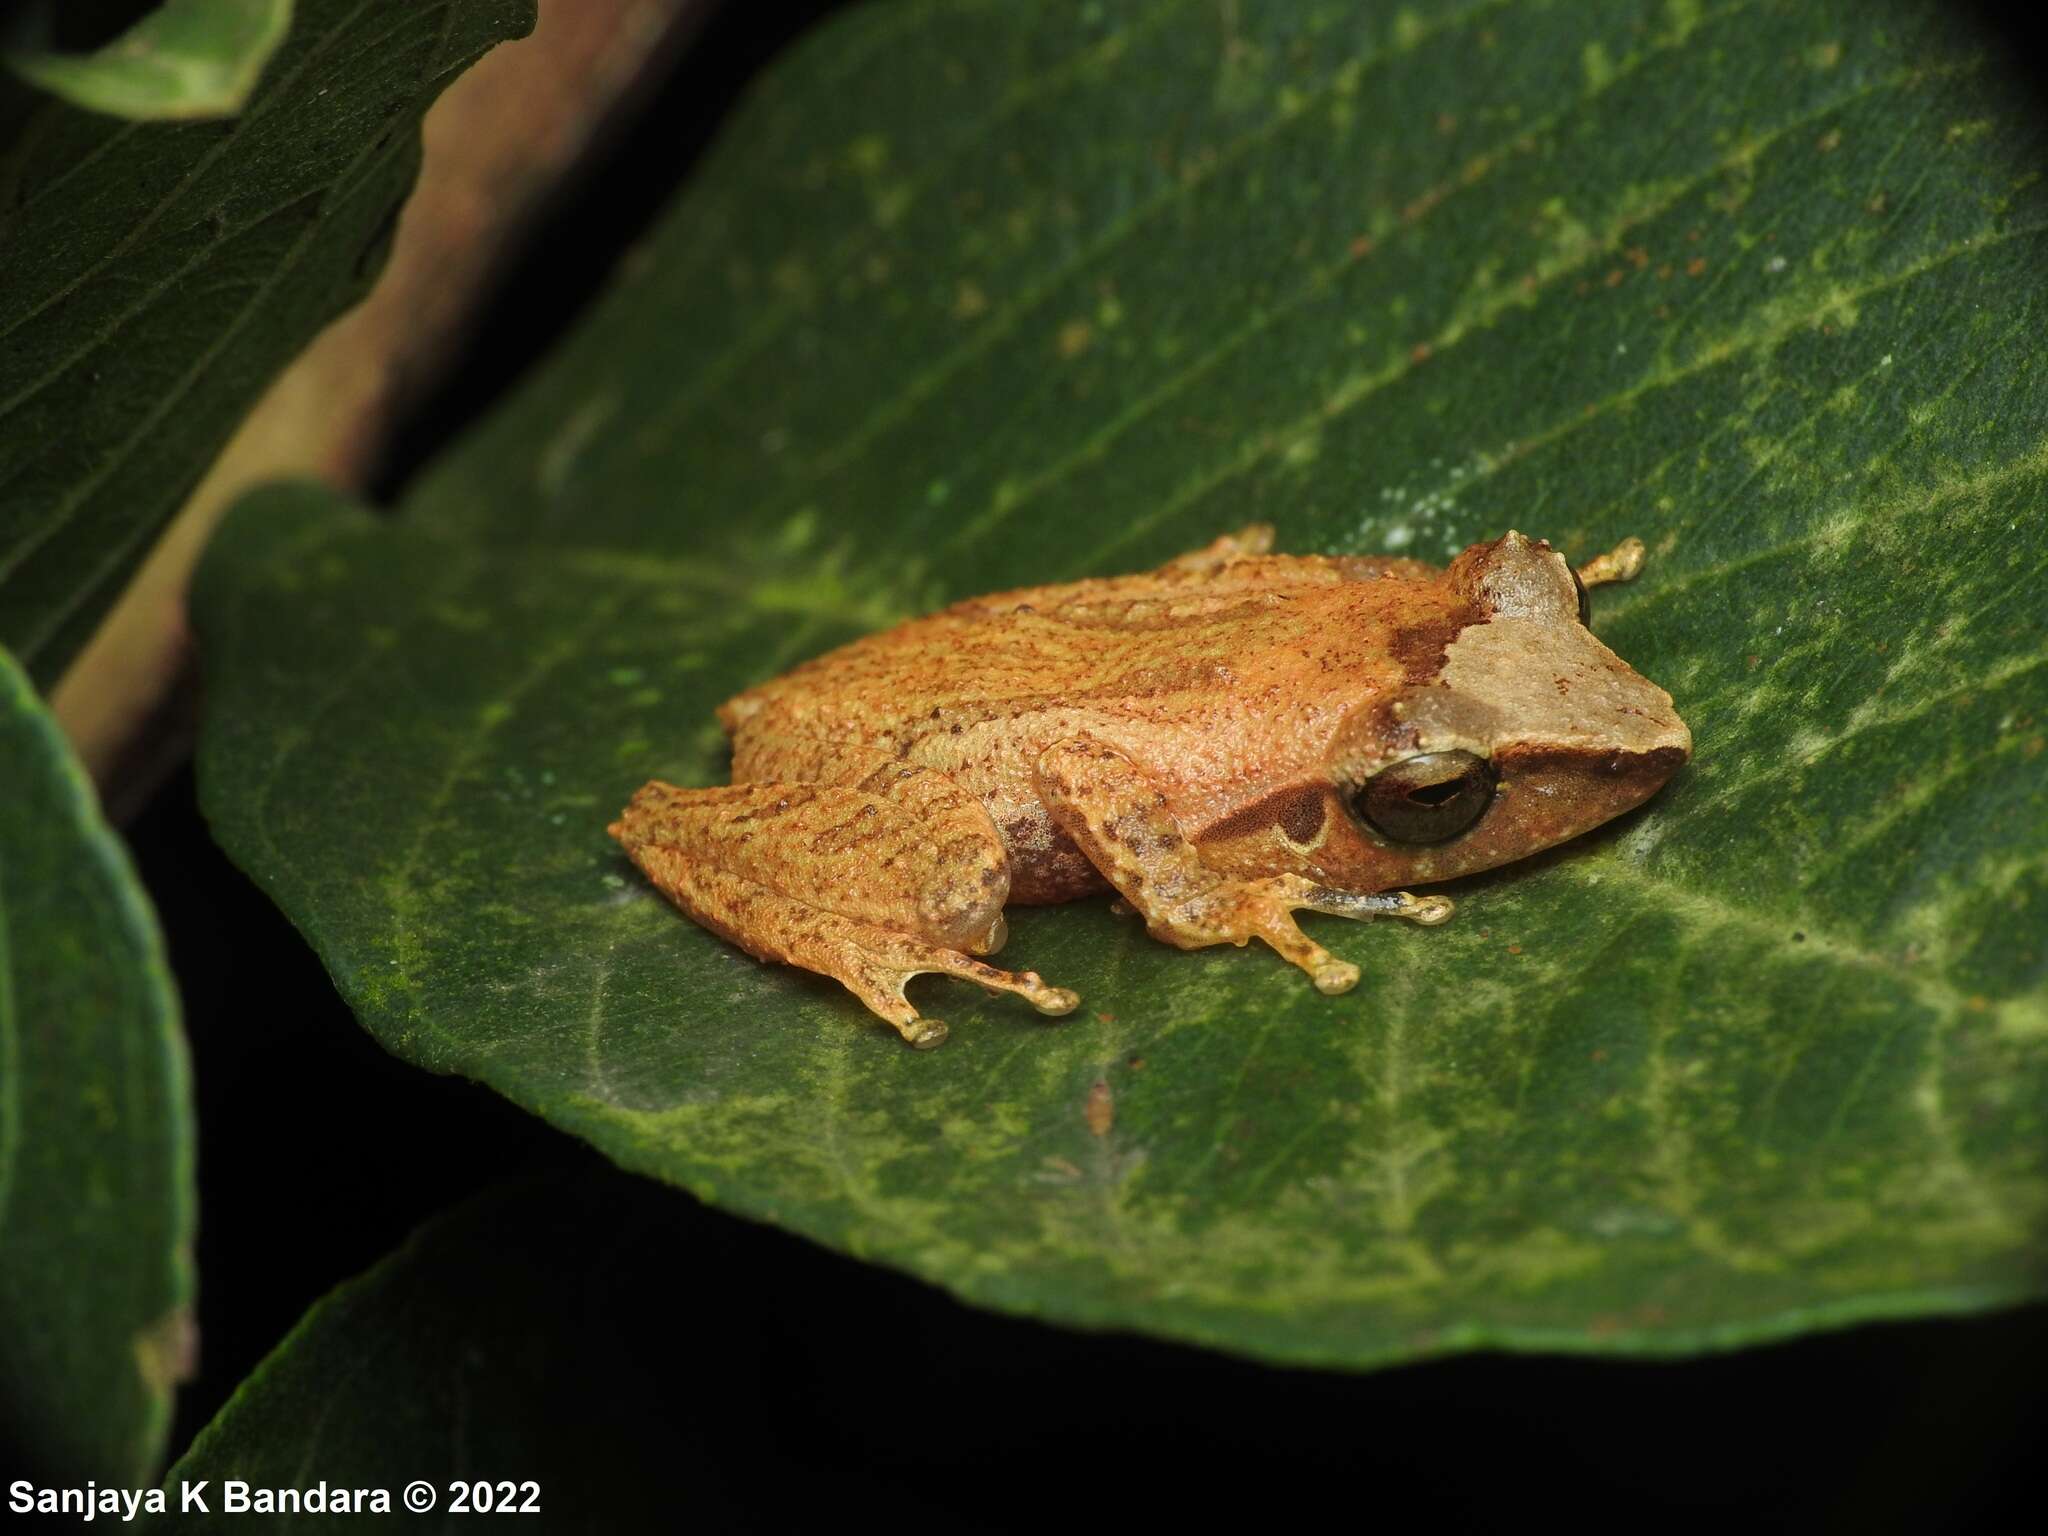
left=196, top=0, right=2048, bottom=1367
left=0, top=0, right=536, bottom=690
left=49, top=0, right=708, bottom=807
left=0, top=646, right=193, bottom=1483
left=166, top=1176, right=721, bottom=1530
left=5, top=0, right=293, bottom=122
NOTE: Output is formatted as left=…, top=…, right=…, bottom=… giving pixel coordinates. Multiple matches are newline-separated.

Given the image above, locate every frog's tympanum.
left=611, top=527, right=1690, bottom=1047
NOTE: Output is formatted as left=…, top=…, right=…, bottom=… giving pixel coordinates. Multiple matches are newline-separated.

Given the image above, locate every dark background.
left=115, top=0, right=2048, bottom=1527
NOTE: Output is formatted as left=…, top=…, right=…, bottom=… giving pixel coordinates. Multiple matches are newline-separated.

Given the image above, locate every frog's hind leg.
left=621, top=856, right=1076, bottom=1049
left=610, top=776, right=1078, bottom=1047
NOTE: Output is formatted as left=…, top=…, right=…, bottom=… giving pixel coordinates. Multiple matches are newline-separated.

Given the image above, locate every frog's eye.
left=1353, top=750, right=1496, bottom=844
left=1571, top=566, right=1592, bottom=626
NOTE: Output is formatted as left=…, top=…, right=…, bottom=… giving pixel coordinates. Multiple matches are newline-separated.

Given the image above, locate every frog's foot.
left=1163, top=523, right=1275, bottom=573
left=812, top=911, right=1081, bottom=1049
left=1036, top=735, right=1452, bottom=994
left=620, top=854, right=1077, bottom=1048
left=1145, top=877, right=1453, bottom=995
left=1575, top=536, right=1646, bottom=589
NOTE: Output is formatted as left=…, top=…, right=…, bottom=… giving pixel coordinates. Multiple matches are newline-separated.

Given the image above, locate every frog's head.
left=1197, top=531, right=1690, bottom=890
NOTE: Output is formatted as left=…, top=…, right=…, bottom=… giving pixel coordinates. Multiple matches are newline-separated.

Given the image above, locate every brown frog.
left=610, top=526, right=1689, bottom=1047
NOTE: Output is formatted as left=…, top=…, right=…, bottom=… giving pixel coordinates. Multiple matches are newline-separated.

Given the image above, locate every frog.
left=610, top=525, right=1690, bottom=1048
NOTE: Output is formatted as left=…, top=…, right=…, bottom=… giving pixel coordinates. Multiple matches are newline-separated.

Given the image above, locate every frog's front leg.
left=610, top=769, right=1078, bottom=1048
left=1033, top=737, right=1452, bottom=993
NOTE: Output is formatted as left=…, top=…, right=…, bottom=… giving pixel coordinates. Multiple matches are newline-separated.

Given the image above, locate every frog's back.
left=717, top=552, right=1467, bottom=902
left=718, top=555, right=1430, bottom=773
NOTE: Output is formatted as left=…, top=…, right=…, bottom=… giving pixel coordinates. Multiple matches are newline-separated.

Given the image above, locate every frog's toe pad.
left=1031, top=984, right=1083, bottom=1016
left=1313, top=960, right=1361, bottom=995
left=1404, top=894, right=1456, bottom=926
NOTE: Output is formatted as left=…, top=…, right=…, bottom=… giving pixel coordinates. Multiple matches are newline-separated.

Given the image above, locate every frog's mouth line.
left=1381, top=741, right=1692, bottom=885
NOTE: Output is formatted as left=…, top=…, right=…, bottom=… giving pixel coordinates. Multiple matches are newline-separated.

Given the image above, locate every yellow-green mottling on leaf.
left=196, top=0, right=2048, bottom=1367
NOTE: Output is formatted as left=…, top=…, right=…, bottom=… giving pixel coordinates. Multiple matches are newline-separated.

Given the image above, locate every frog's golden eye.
left=1354, top=750, right=1496, bottom=844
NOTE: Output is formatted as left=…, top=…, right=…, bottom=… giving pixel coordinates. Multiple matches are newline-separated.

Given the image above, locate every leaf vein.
left=1065, top=46, right=1963, bottom=571
left=632, top=0, right=1199, bottom=454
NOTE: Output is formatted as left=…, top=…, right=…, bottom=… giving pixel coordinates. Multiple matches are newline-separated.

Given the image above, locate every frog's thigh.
left=618, top=777, right=1007, bottom=950
left=611, top=781, right=1077, bottom=1047
left=726, top=740, right=1056, bottom=947
left=729, top=732, right=979, bottom=822
left=1032, top=737, right=1451, bottom=995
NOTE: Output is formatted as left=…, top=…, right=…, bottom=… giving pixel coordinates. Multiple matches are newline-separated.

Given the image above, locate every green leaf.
left=165, top=1176, right=719, bottom=1530
left=6, top=1, right=293, bottom=121
left=0, top=646, right=193, bottom=1481
left=196, top=0, right=2048, bottom=1367
left=0, top=0, right=536, bottom=689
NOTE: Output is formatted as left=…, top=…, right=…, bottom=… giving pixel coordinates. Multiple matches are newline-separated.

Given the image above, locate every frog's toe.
left=1292, top=883, right=1455, bottom=927
left=835, top=930, right=1080, bottom=1043
left=957, top=959, right=1080, bottom=1019
left=1402, top=893, right=1456, bottom=926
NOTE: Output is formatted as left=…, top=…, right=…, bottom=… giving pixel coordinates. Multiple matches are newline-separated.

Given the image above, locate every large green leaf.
left=0, top=0, right=534, bottom=688
left=196, top=0, right=2048, bottom=1367
left=0, top=646, right=193, bottom=1481
left=6, top=1, right=293, bottom=121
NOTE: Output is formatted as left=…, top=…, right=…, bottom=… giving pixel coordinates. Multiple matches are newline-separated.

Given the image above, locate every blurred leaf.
left=196, top=0, right=2048, bottom=1367
left=0, top=0, right=536, bottom=689
left=166, top=1176, right=723, bottom=1531
left=48, top=0, right=706, bottom=803
left=6, top=1, right=293, bottom=121
left=0, top=646, right=193, bottom=1482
